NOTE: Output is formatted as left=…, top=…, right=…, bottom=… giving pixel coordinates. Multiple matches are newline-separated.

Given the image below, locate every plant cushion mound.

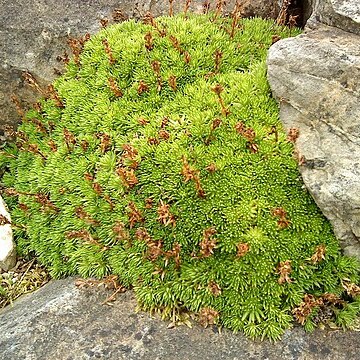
left=1, top=14, right=359, bottom=340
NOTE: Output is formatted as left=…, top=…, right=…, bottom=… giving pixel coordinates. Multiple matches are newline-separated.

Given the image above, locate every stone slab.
left=0, top=278, right=359, bottom=360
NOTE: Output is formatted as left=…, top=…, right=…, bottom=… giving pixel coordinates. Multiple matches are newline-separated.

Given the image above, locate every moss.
left=0, top=13, right=359, bottom=339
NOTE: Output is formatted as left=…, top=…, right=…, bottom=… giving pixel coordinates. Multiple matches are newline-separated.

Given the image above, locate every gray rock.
left=0, top=0, right=279, bottom=137
left=267, top=24, right=360, bottom=258
left=0, top=195, right=16, bottom=271
left=308, top=0, right=360, bottom=34
left=0, top=278, right=359, bottom=360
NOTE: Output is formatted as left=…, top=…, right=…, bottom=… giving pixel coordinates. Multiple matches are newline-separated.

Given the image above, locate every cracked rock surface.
left=267, top=6, right=360, bottom=259
left=0, top=278, right=359, bottom=360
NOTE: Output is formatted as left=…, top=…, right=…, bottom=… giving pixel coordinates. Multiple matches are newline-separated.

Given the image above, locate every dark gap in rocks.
left=287, top=0, right=312, bottom=28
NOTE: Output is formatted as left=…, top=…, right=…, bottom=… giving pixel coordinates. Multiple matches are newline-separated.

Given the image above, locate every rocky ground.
left=0, top=278, right=359, bottom=360
left=0, top=258, right=49, bottom=309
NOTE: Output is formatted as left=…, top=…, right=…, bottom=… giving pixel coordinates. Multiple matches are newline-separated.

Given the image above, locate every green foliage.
left=1, top=14, right=359, bottom=340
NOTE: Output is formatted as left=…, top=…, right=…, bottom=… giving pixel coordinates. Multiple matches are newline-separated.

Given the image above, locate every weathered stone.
left=267, top=24, right=360, bottom=258
left=0, top=0, right=279, bottom=137
left=0, top=278, right=359, bottom=359
left=308, top=0, right=360, bottom=35
left=0, top=195, right=16, bottom=271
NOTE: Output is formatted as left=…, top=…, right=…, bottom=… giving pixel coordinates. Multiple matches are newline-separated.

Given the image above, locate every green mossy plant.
left=1, top=13, right=359, bottom=340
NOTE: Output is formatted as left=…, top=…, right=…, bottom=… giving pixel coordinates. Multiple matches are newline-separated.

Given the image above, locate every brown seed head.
left=181, top=156, right=196, bottom=182
left=92, top=182, right=103, bottom=195
left=287, top=128, right=300, bottom=143
left=208, top=281, right=221, bottom=296
left=151, top=60, right=161, bottom=75
left=234, top=122, right=245, bottom=134
left=200, top=227, right=217, bottom=257
left=169, top=0, right=174, bottom=16
left=199, top=307, right=219, bottom=328
left=135, top=227, right=151, bottom=242
left=143, top=12, right=156, bottom=27
left=214, top=49, right=223, bottom=73
left=288, top=15, right=299, bottom=28
left=112, top=8, right=127, bottom=22
left=169, top=35, right=183, bottom=54
left=0, top=214, right=10, bottom=226
left=292, top=294, right=318, bottom=325
left=138, top=81, right=149, bottom=95
left=137, top=117, right=149, bottom=125
left=75, top=206, right=100, bottom=225
left=272, top=35, right=281, bottom=44
left=236, top=242, right=250, bottom=257
left=211, top=84, right=224, bottom=96
left=272, top=207, right=287, bottom=218
left=276, top=260, right=292, bottom=284
left=311, top=245, right=326, bottom=264
left=84, top=172, right=94, bottom=182
left=161, top=117, right=169, bottom=128
left=100, top=18, right=109, bottom=28
left=206, top=163, right=217, bottom=173
left=144, top=32, right=154, bottom=51
left=108, top=78, right=123, bottom=98
left=342, top=281, right=360, bottom=297
left=48, top=139, right=57, bottom=152
left=184, top=0, right=192, bottom=16
left=203, top=0, right=210, bottom=14
left=22, top=71, right=43, bottom=94
left=165, top=242, right=181, bottom=268
left=102, top=39, right=116, bottom=65
left=145, top=198, right=153, bottom=209
left=122, top=144, right=138, bottom=161
left=80, top=140, right=89, bottom=152
left=63, top=128, right=76, bottom=149
left=148, top=137, right=160, bottom=145
left=184, top=51, right=191, bottom=64
left=242, top=128, right=256, bottom=142
left=211, top=118, right=222, bottom=131
left=3, top=188, right=19, bottom=197
left=157, top=200, right=176, bottom=227
left=159, top=129, right=170, bottom=140
left=30, top=118, right=48, bottom=134
left=294, top=149, right=306, bottom=166
left=147, top=240, right=163, bottom=261
left=98, top=133, right=111, bottom=153
left=127, top=202, right=144, bottom=228
left=116, top=167, right=138, bottom=188
left=18, top=203, right=29, bottom=212
left=47, top=84, right=64, bottom=108
left=168, top=75, right=177, bottom=91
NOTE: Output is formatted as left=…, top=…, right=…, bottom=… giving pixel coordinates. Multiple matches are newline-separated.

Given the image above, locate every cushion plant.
left=0, top=12, right=359, bottom=340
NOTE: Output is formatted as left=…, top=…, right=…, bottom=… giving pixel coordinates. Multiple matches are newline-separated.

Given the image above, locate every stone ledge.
left=0, top=278, right=359, bottom=360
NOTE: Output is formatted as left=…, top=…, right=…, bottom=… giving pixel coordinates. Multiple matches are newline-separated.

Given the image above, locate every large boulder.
left=267, top=2, right=360, bottom=258
left=0, top=278, right=359, bottom=359
left=308, top=0, right=360, bottom=34
left=0, top=0, right=279, bottom=138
